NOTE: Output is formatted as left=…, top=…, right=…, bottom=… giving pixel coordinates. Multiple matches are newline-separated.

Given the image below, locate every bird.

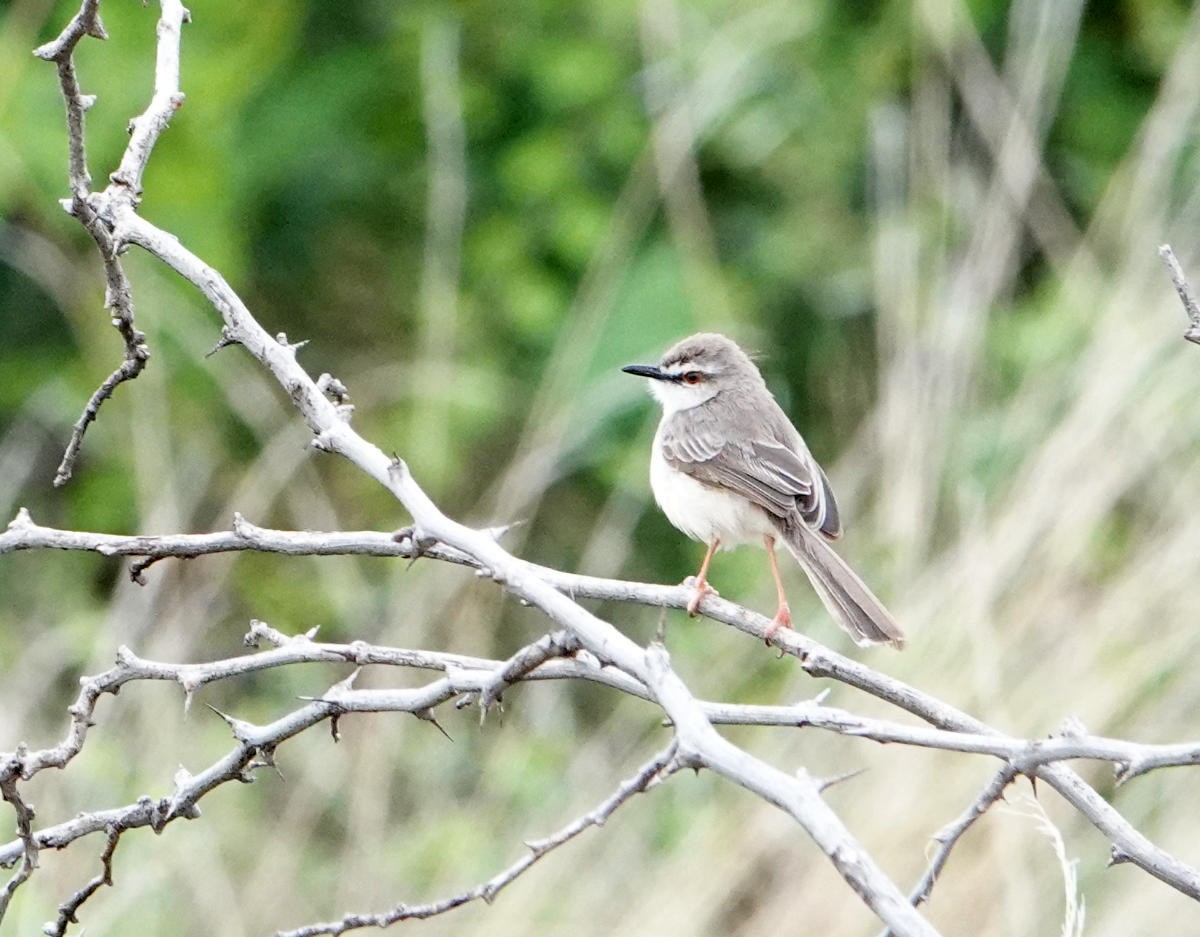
left=622, top=332, right=905, bottom=648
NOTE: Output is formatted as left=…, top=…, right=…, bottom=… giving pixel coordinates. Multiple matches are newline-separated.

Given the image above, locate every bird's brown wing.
left=659, top=403, right=840, bottom=537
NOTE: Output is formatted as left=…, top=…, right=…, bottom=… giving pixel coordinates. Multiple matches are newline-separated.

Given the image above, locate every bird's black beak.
left=622, top=363, right=668, bottom=381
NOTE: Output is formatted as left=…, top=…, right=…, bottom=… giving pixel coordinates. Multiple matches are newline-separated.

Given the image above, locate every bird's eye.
left=682, top=371, right=703, bottom=385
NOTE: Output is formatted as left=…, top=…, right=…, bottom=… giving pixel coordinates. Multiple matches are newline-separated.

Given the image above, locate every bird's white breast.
left=650, top=424, right=774, bottom=549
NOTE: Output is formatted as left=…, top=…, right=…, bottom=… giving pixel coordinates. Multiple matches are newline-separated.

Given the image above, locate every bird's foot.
left=392, top=525, right=439, bottom=570
left=682, top=576, right=719, bottom=616
left=764, top=602, right=793, bottom=644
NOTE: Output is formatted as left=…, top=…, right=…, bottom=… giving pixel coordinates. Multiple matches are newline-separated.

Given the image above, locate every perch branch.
left=9, top=515, right=1200, bottom=782
left=105, top=207, right=941, bottom=935
left=8, top=508, right=1200, bottom=906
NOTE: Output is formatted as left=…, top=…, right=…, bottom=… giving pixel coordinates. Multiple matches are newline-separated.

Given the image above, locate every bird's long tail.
left=777, top=521, right=906, bottom=649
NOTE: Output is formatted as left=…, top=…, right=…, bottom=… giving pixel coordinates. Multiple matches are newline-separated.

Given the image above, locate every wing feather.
left=658, top=393, right=839, bottom=537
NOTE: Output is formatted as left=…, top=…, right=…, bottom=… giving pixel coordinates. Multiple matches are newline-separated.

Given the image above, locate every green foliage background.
left=3, top=0, right=1200, bottom=935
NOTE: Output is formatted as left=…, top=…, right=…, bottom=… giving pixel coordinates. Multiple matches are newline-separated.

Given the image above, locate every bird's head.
left=622, top=332, right=760, bottom=414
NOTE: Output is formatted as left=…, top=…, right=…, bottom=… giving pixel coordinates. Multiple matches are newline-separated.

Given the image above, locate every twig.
left=52, top=342, right=149, bottom=487
left=8, top=510, right=1200, bottom=897
left=33, top=0, right=188, bottom=485
left=881, top=765, right=1020, bottom=937
left=0, top=510, right=470, bottom=582
left=759, top=627, right=1200, bottom=898
left=274, top=745, right=679, bottom=937
left=32, top=0, right=105, bottom=196
left=0, top=774, right=38, bottom=917
left=1158, top=243, right=1200, bottom=343
left=703, top=701, right=1200, bottom=778
left=44, top=825, right=122, bottom=937
left=21, top=0, right=1199, bottom=931
left=471, top=629, right=582, bottom=718
left=107, top=0, right=189, bottom=194
left=0, top=633, right=650, bottom=823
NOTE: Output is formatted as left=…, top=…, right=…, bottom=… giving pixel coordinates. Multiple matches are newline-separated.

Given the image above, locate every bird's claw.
left=682, top=576, right=718, bottom=616
left=764, top=602, right=793, bottom=645
left=393, top=525, right=438, bottom=569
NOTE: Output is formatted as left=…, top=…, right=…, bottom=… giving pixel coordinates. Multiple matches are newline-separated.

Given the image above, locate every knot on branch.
left=0, top=745, right=29, bottom=784
left=6, top=508, right=35, bottom=532
left=316, top=372, right=351, bottom=406
left=106, top=169, right=142, bottom=199
left=393, top=525, right=438, bottom=568
left=275, top=332, right=309, bottom=356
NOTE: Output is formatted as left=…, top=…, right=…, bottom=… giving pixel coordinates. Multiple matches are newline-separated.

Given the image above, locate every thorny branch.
left=0, top=773, right=38, bottom=920
left=32, top=0, right=177, bottom=485
left=45, top=826, right=122, bottom=937
left=13, top=2, right=1200, bottom=936
left=0, top=631, right=667, bottom=937
left=5, top=614, right=1196, bottom=852
left=0, top=623, right=645, bottom=858
left=10, top=514, right=1200, bottom=770
left=878, top=766, right=1021, bottom=937
left=8, top=509, right=1197, bottom=777
left=5, top=610, right=1200, bottom=933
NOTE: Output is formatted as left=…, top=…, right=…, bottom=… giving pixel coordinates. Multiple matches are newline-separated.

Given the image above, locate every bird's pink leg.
left=685, top=538, right=720, bottom=615
left=763, top=534, right=792, bottom=641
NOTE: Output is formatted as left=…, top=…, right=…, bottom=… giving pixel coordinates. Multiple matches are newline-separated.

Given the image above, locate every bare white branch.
left=8, top=504, right=1200, bottom=912
left=16, top=1, right=1200, bottom=933
left=884, top=765, right=1020, bottom=937
left=108, top=0, right=189, bottom=196
left=31, top=0, right=170, bottom=486
left=43, top=826, right=122, bottom=937
left=0, top=773, right=38, bottom=918
left=10, top=514, right=1200, bottom=776
left=703, top=700, right=1200, bottom=777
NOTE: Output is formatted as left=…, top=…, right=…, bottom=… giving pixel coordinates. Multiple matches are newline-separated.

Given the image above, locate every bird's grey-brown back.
left=650, top=333, right=839, bottom=539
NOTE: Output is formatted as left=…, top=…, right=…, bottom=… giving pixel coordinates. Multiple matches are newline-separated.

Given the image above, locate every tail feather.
left=778, top=522, right=905, bottom=649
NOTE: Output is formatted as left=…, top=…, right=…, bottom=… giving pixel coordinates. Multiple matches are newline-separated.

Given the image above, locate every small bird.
left=623, top=332, right=904, bottom=648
